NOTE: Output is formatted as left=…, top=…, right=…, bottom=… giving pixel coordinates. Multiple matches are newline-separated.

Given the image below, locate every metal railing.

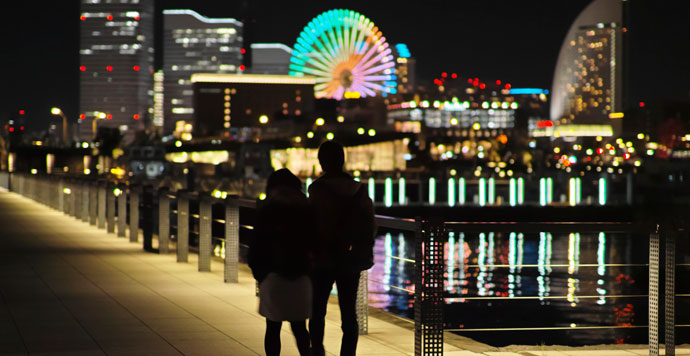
left=1, top=172, right=684, bottom=356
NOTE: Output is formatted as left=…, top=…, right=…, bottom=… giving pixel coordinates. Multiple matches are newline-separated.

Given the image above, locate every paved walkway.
left=0, top=190, right=687, bottom=356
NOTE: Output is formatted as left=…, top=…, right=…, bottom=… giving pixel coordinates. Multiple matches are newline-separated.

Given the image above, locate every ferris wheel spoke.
left=360, top=61, right=396, bottom=76
left=358, top=46, right=392, bottom=73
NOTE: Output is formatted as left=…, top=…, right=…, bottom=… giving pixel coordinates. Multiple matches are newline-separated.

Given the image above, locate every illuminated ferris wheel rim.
left=289, top=9, right=397, bottom=100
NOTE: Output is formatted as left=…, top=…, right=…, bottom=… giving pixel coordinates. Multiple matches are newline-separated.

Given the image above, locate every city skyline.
left=2, top=1, right=689, bottom=133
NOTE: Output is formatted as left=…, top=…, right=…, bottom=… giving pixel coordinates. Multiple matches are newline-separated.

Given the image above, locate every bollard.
left=414, top=218, right=445, bottom=356
left=89, top=183, right=98, bottom=225
left=98, top=182, right=107, bottom=229
left=117, top=184, right=127, bottom=238
left=177, top=191, right=189, bottom=263
left=141, top=186, right=153, bottom=251
left=224, top=195, right=239, bottom=283
left=198, top=194, right=212, bottom=272
left=356, top=270, right=369, bottom=335
left=129, top=185, right=140, bottom=243
left=649, top=228, right=660, bottom=356
left=107, top=183, right=116, bottom=233
left=158, top=188, right=170, bottom=254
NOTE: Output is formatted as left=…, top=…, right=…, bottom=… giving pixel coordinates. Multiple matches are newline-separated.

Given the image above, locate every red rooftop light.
left=19, top=110, right=25, bottom=115
left=133, top=65, right=140, bottom=71
left=106, top=114, right=112, bottom=120
left=451, top=73, right=457, bottom=79
left=134, top=15, right=140, bottom=20
left=239, top=65, right=245, bottom=71
left=20, top=126, right=24, bottom=131
left=106, top=15, right=113, bottom=20
left=505, top=83, right=512, bottom=89
left=496, top=80, right=501, bottom=85
left=80, top=66, right=86, bottom=71
left=240, top=48, right=246, bottom=54
left=106, top=66, right=113, bottom=71
left=133, top=114, right=139, bottom=120
left=80, top=16, right=86, bottom=21
left=639, top=102, right=645, bottom=108
left=9, top=127, right=14, bottom=132
left=479, top=83, right=486, bottom=89
left=80, top=114, right=85, bottom=120
left=441, top=72, right=447, bottom=78
left=467, top=78, right=473, bottom=84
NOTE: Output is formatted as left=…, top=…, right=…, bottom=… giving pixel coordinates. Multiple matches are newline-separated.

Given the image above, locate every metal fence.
left=2, top=171, right=684, bottom=356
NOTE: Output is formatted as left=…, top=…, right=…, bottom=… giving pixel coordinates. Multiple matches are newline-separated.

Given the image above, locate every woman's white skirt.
left=259, top=273, right=312, bottom=321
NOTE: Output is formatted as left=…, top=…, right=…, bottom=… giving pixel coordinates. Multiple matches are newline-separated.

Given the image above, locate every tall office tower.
left=79, top=0, right=154, bottom=140
left=250, top=43, right=292, bottom=74
left=551, top=0, right=624, bottom=134
left=393, top=44, right=415, bottom=94
left=163, top=10, right=243, bottom=134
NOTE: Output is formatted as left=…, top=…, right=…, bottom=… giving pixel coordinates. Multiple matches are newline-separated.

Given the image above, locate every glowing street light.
left=259, top=115, right=269, bottom=124
left=315, top=117, right=325, bottom=126
left=50, top=107, right=69, bottom=145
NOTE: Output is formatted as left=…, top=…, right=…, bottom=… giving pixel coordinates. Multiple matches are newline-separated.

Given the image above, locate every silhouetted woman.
left=248, top=168, right=314, bottom=356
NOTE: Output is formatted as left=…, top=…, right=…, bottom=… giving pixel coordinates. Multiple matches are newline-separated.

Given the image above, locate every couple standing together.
left=248, top=141, right=377, bottom=356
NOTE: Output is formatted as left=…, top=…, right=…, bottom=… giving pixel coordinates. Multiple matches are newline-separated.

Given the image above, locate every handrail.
left=375, top=214, right=417, bottom=231
left=444, top=221, right=656, bottom=233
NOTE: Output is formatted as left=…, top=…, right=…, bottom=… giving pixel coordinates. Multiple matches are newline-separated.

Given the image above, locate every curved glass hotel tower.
left=550, top=0, right=624, bottom=137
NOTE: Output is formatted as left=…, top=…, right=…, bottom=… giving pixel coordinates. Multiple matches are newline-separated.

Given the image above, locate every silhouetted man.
left=308, top=141, right=376, bottom=356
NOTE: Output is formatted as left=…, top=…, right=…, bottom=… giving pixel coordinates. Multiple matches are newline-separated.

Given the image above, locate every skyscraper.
left=79, top=0, right=154, bottom=139
left=393, top=44, right=415, bottom=95
left=163, top=10, right=243, bottom=134
left=250, top=43, right=292, bottom=75
left=551, top=0, right=624, bottom=134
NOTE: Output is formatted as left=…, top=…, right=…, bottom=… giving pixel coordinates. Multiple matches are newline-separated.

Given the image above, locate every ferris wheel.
left=289, top=9, right=397, bottom=100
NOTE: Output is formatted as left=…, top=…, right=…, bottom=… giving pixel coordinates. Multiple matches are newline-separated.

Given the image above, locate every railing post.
left=106, top=183, right=116, bottom=234
left=198, top=194, right=212, bottom=272
left=649, top=226, right=660, bottom=356
left=224, top=195, right=239, bottom=283
left=89, top=182, right=98, bottom=225
left=58, top=178, right=65, bottom=213
left=414, top=218, right=445, bottom=356
left=666, top=226, right=676, bottom=356
left=81, top=181, right=89, bottom=223
left=72, top=180, right=80, bottom=218
left=158, top=187, right=170, bottom=254
left=141, top=186, right=154, bottom=251
left=357, top=270, right=369, bottom=335
left=177, top=190, right=189, bottom=263
left=64, top=180, right=73, bottom=216
left=129, top=185, right=140, bottom=243
left=98, top=182, right=106, bottom=229
left=117, top=184, right=127, bottom=238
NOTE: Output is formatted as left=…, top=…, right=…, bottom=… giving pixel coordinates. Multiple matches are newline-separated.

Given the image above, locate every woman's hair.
left=266, top=168, right=302, bottom=196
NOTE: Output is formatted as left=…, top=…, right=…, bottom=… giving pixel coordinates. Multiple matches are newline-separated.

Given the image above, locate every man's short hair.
left=318, top=141, right=345, bottom=173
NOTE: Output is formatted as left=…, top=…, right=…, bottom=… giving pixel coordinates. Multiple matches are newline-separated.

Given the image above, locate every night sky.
left=2, top=1, right=689, bottom=133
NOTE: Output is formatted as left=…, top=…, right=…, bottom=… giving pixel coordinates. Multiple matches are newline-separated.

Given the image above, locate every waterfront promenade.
left=0, top=190, right=686, bottom=356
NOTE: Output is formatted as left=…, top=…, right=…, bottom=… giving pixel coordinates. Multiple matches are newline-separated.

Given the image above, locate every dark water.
left=367, top=231, right=690, bottom=346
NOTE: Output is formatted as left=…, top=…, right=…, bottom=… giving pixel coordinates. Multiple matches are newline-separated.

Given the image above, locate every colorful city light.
left=289, top=9, right=397, bottom=100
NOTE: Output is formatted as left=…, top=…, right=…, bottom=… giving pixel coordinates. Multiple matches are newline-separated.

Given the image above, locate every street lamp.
left=92, top=112, right=106, bottom=140
left=50, top=107, right=69, bottom=145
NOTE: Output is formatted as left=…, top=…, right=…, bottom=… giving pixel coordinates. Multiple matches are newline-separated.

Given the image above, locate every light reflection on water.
left=367, top=230, right=689, bottom=346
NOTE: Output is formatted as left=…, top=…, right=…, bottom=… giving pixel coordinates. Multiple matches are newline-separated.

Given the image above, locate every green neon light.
left=384, top=177, right=393, bottom=207
left=569, top=178, right=577, bottom=206
left=429, top=177, right=436, bottom=205
left=539, top=178, right=547, bottom=206
left=448, top=178, right=455, bottom=207
left=509, top=178, right=517, bottom=206
left=398, top=177, right=406, bottom=205
left=517, top=177, right=524, bottom=205
left=547, top=177, right=553, bottom=203
left=368, top=177, right=375, bottom=202
left=458, top=178, right=466, bottom=205
left=479, top=178, right=486, bottom=207
left=598, top=177, right=606, bottom=206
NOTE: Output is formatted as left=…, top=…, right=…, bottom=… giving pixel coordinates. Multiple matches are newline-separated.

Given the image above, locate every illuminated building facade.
left=551, top=0, right=624, bottom=134
left=163, top=10, right=243, bottom=134
left=250, top=43, right=292, bottom=74
left=191, top=74, right=316, bottom=138
left=79, top=0, right=154, bottom=139
left=393, top=44, right=415, bottom=94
